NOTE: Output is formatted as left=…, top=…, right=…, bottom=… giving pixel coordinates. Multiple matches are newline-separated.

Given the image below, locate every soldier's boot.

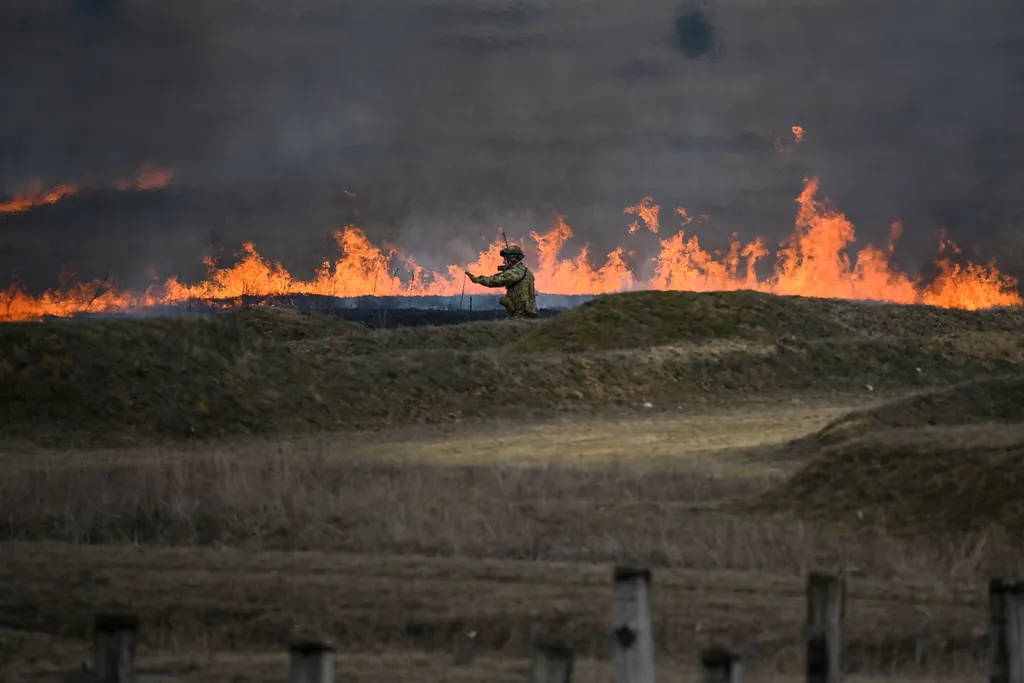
left=498, top=296, right=516, bottom=317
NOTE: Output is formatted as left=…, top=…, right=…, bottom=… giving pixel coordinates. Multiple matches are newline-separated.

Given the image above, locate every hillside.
left=793, top=375, right=1024, bottom=449
left=755, top=376, right=1024, bottom=535
left=511, top=290, right=1024, bottom=352
left=1, top=292, right=1022, bottom=445
left=757, top=423, right=1024, bottom=535
left=3, top=292, right=1023, bottom=681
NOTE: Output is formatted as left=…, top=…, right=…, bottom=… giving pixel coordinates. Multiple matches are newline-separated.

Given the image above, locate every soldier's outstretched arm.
left=470, top=262, right=525, bottom=287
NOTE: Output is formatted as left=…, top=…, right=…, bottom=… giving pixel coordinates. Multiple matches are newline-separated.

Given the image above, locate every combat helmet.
left=500, top=244, right=525, bottom=261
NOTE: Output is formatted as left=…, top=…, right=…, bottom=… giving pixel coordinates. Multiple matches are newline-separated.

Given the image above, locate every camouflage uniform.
left=466, top=245, right=539, bottom=318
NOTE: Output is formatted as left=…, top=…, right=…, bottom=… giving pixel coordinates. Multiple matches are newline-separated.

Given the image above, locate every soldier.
left=465, top=244, right=539, bottom=318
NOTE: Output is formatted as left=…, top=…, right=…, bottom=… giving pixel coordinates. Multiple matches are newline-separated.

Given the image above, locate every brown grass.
left=2, top=407, right=1022, bottom=682
left=0, top=537, right=997, bottom=682
left=750, top=377, right=1024, bottom=537
left=793, top=376, right=1024, bottom=450
left=512, top=291, right=1024, bottom=353
left=2, top=294, right=1023, bottom=447
left=4, top=294, right=1024, bottom=681
left=756, top=422, right=1024, bottom=534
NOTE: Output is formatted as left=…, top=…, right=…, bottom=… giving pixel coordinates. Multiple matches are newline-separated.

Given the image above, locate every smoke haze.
left=2, top=0, right=1023, bottom=291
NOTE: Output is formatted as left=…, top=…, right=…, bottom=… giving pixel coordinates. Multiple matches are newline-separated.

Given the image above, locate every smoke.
left=1, top=0, right=1023, bottom=291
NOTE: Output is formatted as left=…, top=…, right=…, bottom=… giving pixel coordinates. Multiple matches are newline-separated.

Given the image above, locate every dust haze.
left=1, top=0, right=1023, bottom=292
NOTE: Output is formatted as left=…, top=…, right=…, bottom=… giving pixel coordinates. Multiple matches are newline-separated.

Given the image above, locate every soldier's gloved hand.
left=464, top=271, right=477, bottom=283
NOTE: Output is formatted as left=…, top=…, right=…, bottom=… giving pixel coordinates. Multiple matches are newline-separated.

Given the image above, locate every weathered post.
left=93, top=613, right=138, bottom=683
left=701, top=645, right=742, bottom=683
left=989, top=579, right=1024, bottom=683
left=805, top=572, right=845, bottom=683
left=612, top=566, right=654, bottom=683
left=530, top=641, right=574, bottom=683
left=289, top=641, right=335, bottom=683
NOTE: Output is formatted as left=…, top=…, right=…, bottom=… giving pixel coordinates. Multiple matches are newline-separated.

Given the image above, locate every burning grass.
left=2, top=293, right=1024, bottom=446
left=2, top=176, right=1022, bottom=321
left=0, top=165, right=174, bottom=215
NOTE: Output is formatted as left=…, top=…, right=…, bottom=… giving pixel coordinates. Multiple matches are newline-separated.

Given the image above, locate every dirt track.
left=0, top=396, right=863, bottom=471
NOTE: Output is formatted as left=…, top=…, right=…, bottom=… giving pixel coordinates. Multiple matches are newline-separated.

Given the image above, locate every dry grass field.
left=3, top=291, right=1024, bottom=682
left=3, top=0, right=1024, bottom=677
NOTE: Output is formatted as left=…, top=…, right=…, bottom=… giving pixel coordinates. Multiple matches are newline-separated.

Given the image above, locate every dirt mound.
left=797, top=376, right=1024, bottom=449
left=511, top=290, right=1024, bottom=353
left=817, top=300, right=1024, bottom=338
left=294, top=318, right=538, bottom=356
left=756, top=375, right=1024, bottom=535
left=3, top=315, right=1024, bottom=445
left=326, top=306, right=562, bottom=328
left=2, top=295, right=1024, bottom=446
left=512, top=290, right=849, bottom=352
left=756, top=424, right=1024, bottom=535
left=6, top=306, right=363, bottom=347
left=211, top=306, right=366, bottom=339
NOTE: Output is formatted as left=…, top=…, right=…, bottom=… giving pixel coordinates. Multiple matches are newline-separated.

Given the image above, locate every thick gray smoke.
left=1, top=0, right=1022, bottom=292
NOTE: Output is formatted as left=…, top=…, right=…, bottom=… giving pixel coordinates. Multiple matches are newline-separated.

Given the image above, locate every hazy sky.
left=2, top=0, right=1023, bottom=291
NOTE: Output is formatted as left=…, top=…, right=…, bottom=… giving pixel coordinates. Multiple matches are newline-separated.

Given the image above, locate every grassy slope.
left=511, top=291, right=1024, bottom=352
left=510, top=290, right=851, bottom=352
left=796, top=376, right=1024, bottom=448
left=0, top=420, right=1003, bottom=678
left=758, top=423, right=1024, bottom=533
left=1, top=292, right=1023, bottom=445
left=5, top=293, right=1024, bottom=680
left=755, top=377, right=1024, bottom=535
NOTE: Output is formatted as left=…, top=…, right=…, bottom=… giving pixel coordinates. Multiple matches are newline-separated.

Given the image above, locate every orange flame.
left=111, top=165, right=176, bottom=192
left=0, top=176, right=1019, bottom=321
left=0, top=166, right=174, bottom=215
left=625, top=196, right=660, bottom=234
left=0, top=181, right=79, bottom=215
left=776, top=124, right=805, bottom=158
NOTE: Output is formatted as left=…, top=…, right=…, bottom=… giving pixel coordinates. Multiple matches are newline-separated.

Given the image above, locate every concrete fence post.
left=612, top=566, right=654, bottom=683
left=701, top=645, right=742, bottom=683
left=805, top=572, right=845, bottom=683
left=989, top=579, right=1024, bottom=683
left=530, top=641, right=574, bottom=683
left=289, top=641, right=334, bottom=683
left=93, top=613, right=138, bottom=683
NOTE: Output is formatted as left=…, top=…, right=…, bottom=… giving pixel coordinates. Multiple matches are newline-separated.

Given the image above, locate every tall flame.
left=0, top=175, right=1019, bottom=321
